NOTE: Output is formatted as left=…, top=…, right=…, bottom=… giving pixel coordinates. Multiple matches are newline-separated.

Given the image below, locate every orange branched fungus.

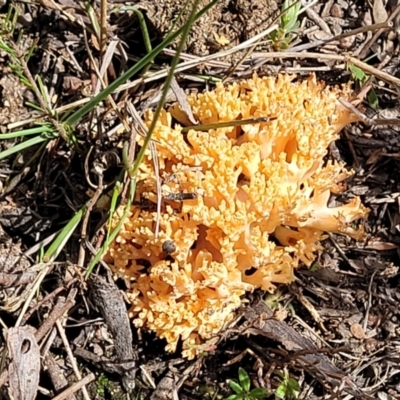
left=107, top=74, right=369, bottom=358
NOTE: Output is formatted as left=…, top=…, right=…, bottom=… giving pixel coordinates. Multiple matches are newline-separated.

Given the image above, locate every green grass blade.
left=113, top=7, right=152, bottom=53
left=0, top=125, right=54, bottom=140
left=25, top=39, right=37, bottom=62
left=43, top=205, right=87, bottom=263
left=106, top=180, right=123, bottom=242
left=85, top=178, right=136, bottom=278
left=65, top=0, right=219, bottom=127
left=15, top=27, right=23, bottom=45
left=24, top=101, right=45, bottom=112
left=0, top=135, right=51, bottom=162
left=127, top=0, right=204, bottom=179
left=84, top=0, right=101, bottom=38
left=165, top=0, right=191, bottom=37
left=133, top=7, right=152, bottom=53
left=36, top=75, right=50, bottom=112
left=85, top=0, right=218, bottom=278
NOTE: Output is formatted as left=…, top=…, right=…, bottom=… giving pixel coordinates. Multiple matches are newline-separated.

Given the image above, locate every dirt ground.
left=1, top=0, right=400, bottom=399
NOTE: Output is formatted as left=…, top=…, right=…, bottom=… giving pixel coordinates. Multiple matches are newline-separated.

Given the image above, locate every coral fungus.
left=107, top=74, right=369, bottom=358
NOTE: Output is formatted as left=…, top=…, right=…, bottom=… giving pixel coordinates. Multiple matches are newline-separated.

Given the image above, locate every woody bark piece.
left=0, top=272, right=36, bottom=287
left=244, top=298, right=371, bottom=399
left=248, top=301, right=342, bottom=379
left=43, top=353, right=77, bottom=400
left=35, top=292, right=76, bottom=343
left=8, top=326, right=40, bottom=400
left=0, top=291, right=77, bottom=390
left=90, top=275, right=136, bottom=391
left=74, top=346, right=136, bottom=377
left=150, top=371, right=176, bottom=400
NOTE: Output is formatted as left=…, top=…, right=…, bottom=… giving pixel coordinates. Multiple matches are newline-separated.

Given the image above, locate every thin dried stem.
left=126, top=101, right=163, bottom=238
left=56, top=319, right=91, bottom=400
left=289, top=21, right=392, bottom=53
left=50, top=374, right=95, bottom=400
left=357, top=3, right=400, bottom=59
left=9, top=42, right=69, bottom=141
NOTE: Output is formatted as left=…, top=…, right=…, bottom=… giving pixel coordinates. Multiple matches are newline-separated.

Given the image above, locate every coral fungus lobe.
left=107, top=74, right=369, bottom=359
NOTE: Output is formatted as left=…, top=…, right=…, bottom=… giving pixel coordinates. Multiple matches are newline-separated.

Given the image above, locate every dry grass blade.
left=13, top=264, right=52, bottom=324
left=126, top=101, right=163, bottom=237
left=180, top=116, right=277, bottom=132
left=289, top=21, right=392, bottom=52
left=56, top=320, right=91, bottom=400
left=357, top=3, right=400, bottom=58
left=100, top=0, right=108, bottom=64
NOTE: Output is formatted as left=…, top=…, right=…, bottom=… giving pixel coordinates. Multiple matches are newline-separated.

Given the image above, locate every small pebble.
left=339, top=35, right=356, bottom=49
left=350, top=323, right=365, bottom=339
left=331, top=3, right=344, bottom=18
left=162, top=240, right=176, bottom=255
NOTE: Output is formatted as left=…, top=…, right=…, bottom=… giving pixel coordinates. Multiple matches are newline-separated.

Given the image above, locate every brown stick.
left=43, top=353, right=77, bottom=400
left=50, top=373, right=95, bottom=400
left=35, top=291, right=76, bottom=343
